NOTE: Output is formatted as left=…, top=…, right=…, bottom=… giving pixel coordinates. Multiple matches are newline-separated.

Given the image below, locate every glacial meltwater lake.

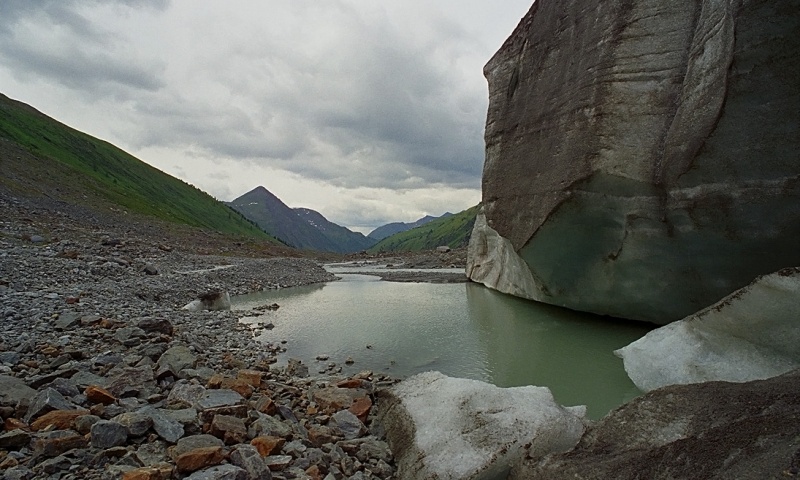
left=233, top=266, right=654, bottom=419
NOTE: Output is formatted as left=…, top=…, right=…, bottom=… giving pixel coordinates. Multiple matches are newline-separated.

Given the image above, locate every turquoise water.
left=234, top=273, right=653, bottom=419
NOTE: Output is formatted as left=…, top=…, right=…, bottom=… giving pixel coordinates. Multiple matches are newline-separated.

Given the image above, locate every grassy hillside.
left=0, top=93, right=274, bottom=239
left=367, top=204, right=480, bottom=253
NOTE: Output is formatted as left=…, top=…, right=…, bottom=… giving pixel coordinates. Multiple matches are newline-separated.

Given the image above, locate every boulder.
left=0, top=374, right=37, bottom=407
left=139, top=406, right=185, bottom=443
left=468, top=0, right=800, bottom=324
left=377, top=371, right=586, bottom=479
left=616, top=267, right=800, bottom=392
left=23, top=388, right=77, bottom=423
left=229, top=444, right=273, bottom=480
left=183, top=291, right=231, bottom=312
left=156, top=345, right=197, bottom=380
left=90, top=420, right=129, bottom=448
left=512, top=370, right=800, bottom=479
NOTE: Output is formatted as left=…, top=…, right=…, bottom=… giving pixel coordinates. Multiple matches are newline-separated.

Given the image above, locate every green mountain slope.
left=367, top=204, right=480, bottom=253
left=367, top=213, right=452, bottom=241
left=0, top=93, right=273, bottom=239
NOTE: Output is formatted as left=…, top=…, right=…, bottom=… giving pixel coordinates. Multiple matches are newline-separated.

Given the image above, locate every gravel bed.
left=0, top=222, right=399, bottom=480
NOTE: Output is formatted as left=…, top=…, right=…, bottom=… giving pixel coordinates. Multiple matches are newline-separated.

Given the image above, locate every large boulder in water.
left=615, top=267, right=800, bottom=392
left=467, top=0, right=800, bottom=324
left=511, top=369, right=800, bottom=479
left=376, top=371, right=586, bottom=479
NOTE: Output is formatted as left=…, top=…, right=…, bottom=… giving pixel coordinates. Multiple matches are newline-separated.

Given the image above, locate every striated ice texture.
left=615, top=268, right=800, bottom=392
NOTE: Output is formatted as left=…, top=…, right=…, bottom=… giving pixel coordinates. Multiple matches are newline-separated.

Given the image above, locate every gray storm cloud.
left=0, top=0, right=532, bottom=227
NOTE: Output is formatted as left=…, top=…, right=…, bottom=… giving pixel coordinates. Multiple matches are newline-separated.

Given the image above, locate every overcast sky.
left=0, top=0, right=531, bottom=233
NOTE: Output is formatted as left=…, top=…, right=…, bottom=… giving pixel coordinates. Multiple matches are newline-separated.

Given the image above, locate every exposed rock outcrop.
left=468, top=0, right=800, bottom=324
left=511, top=369, right=800, bottom=479
left=377, top=371, right=587, bottom=480
left=616, top=267, right=800, bottom=391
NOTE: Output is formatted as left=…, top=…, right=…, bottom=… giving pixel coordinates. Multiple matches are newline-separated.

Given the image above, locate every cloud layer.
left=0, top=0, right=532, bottom=229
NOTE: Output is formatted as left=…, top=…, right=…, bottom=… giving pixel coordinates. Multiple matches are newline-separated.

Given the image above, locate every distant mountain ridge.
left=368, top=205, right=479, bottom=253
left=368, top=213, right=453, bottom=241
left=228, top=186, right=375, bottom=253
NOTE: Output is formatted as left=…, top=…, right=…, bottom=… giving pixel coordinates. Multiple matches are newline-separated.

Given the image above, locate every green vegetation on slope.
left=0, top=94, right=274, bottom=239
left=367, top=204, right=480, bottom=253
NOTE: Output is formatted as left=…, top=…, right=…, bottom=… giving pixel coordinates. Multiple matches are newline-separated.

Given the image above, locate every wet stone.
left=39, top=455, right=72, bottom=474
left=107, top=365, right=156, bottom=398
left=167, top=381, right=207, bottom=409
left=175, top=446, right=226, bottom=473
left=33, top=430, right=87, bottom=458
left=45, top=377, right=80, bottom=397
left=3, top=466, right=35, bottom=480
left=0, top=429, right=32, bottom=450
left=237, top=369, right=263, bottom=387
left=196, top=389, right=244, bottom=410
left=156, top=345, right=197, bottom=379
left=85, top=385, right=117, bottom=405
left=230, top=444, right=273, bottom=480
left=93, top=351, right=124, bottom=367
left=74, top=414, right=101, bottom=434
left=54, top=313, right=81, bottom=330
left=91, top=419, right=129, bottom=448
left=137, top=317, right=173, bottom=336
left=210, top=414, right=247, bottom=445
left=113, top=411, right=154, bottom=437
left=30, top=409, right=88, bottom=431
left=115, top=326, right=147, bottom=346
left=250, top=436, right=285, bottom=457
left=172, top=434, right=226, bottom=459
left=139, top=406, right=184, bottom=443
left=24, top=387, right=77, bottom=423
left=0, top=352, right=21, bottom=366
left=0, top=375, right=37, bottom=407
left=329, top=410, right=367, bottom=440
left=134, top=441, right=170, bottom=467
left=70, top=370, right=109, bottom=389
left=264, top=455, right=293, bottom=471
left=185, top=464, right=248, bottom=480
left=248, top=413, right=293, bottom=439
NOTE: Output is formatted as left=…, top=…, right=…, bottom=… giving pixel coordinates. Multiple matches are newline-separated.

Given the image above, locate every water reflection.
left=465, top=284, right=648, bottom=416
left=233, top=275, right=652, bottom=419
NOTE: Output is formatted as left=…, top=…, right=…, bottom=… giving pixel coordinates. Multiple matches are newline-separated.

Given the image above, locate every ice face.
left=615, top=268, right=800, bottom=392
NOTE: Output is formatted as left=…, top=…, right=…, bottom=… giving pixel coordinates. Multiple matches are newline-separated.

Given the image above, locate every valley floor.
left=0, top=188, right=400, bottom=479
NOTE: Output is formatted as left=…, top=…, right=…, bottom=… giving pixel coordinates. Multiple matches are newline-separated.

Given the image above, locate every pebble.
left=0, top=226, right=397, bottom=479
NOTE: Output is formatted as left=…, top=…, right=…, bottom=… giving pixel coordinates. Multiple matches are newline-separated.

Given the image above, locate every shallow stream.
left=233, top=266, right=653, bottom=419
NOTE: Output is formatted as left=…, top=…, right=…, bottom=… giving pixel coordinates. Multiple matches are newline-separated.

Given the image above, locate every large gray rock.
left=468, top=0, right=800, bottom=324
left=0, top=374, right=37, bottom=407
left=185, top=464, right=247, bottom=480
left=512, top=369, right=800, bottom=479
left=138, top=406, right=184, bottom=443
left=229, top=444, right=272, bottom=480
left=377, top=371, right=586, bottom=480
left=23, top=388, right=77, bottom=423
left=616, top=267, right=800, bottom=391
left=156, top=345, right=197, bottom=379
left=90, top=420, right=128, bottom=449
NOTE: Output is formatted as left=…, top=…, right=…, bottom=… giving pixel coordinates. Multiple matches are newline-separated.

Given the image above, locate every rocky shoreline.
left=0, top=226, right=400, bottom=479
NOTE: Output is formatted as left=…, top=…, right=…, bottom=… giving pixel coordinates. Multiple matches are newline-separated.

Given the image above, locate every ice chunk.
left=378, top=371, right=587, bottom=480
left=616, top=268, right=800, bottom=391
